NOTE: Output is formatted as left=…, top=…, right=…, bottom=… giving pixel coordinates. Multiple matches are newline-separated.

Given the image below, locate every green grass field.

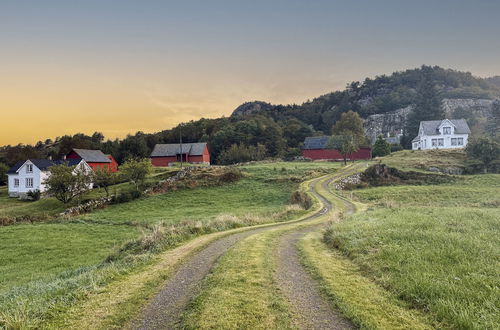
left=325, top=173, right=500, bottom=329
left=0, top=163, right=338, bottom=292
left=80, top=162, right=338, bottom=224
left=0, top=223, right=140, bottom=292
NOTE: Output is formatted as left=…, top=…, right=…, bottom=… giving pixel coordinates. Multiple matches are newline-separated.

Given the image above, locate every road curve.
left=131, top=172, right=342, bottom=330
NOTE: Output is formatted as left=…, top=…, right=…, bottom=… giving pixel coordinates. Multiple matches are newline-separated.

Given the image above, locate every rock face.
left=231, top=101, right=274, bottom=117
left=441, top=98, right=495, bottom=118
left=364, top=106, right=412, bottom=143
left=363, top=98, right=497, bottom=143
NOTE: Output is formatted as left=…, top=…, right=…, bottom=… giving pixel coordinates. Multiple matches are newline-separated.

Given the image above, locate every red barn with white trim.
left=302, top=136, right=372, bottom=160
left=150, top=143, right=210, bottom=167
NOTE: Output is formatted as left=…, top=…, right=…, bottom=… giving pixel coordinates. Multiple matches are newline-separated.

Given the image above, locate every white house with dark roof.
left=7, top=159, right=92, bottom=198
left=412, top=119, right=470, bottom=150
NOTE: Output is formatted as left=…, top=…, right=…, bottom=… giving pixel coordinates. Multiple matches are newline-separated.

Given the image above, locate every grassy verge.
left=299, top=232, right=434, bottom=329
left=322, top=173, right=500, bottom=329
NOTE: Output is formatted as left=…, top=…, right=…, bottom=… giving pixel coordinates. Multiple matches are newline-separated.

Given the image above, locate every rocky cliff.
left=363, top=98, right=497, bottom=143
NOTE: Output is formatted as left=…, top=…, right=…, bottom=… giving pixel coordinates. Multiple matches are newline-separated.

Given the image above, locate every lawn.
left=325, top=173, right=500, bottom=329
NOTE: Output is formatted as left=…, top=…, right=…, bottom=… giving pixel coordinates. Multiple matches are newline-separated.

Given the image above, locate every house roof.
left=303, top=136, right=331, bottom=150
left=7, top=161, right=25, bottom=174
left=71, top=148, right=111, bottom=163
left=150, top=143, right=207, bottom=157
left=7, top=159, right=83, bottom=174
left=420, top=119, right=471, bottom=136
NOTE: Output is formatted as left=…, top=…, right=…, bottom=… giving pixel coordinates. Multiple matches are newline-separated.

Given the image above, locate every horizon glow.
left=1, top=0, right=500, bottom=145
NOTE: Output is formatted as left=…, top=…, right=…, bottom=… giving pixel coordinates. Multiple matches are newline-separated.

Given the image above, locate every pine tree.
left=372, top=135, right=391, bottom=157
left=404, top=67, right=444, bottom=146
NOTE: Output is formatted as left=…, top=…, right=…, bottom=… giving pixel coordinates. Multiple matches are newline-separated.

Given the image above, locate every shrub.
left=218, top=167, right=243, bottom=183
left=290, top=191, right=313, bottom=210
left=26, top=190, right=41, bottom=201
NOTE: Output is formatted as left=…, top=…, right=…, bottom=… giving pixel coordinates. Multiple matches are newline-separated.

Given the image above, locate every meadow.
left=324, top=172, right=500, bottom=329
left=0, top=161, right=340, bottom=328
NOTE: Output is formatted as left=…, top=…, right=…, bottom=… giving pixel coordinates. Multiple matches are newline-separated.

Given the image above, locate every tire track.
left=131, top=171, right=348, bottom=330
left=274, top=169, right=360, bottom=329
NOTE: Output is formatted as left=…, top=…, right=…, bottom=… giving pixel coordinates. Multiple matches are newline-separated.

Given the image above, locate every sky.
left=1, top=0, right=500, bottom=145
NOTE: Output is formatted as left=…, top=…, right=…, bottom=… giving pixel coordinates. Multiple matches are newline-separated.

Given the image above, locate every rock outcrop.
left=363, top=98, right=497, bottom=143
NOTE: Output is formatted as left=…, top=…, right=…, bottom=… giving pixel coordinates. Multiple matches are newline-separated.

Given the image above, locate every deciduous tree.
left=94, top=167, right=117, bottom=197
left=120, top=158, right=152, bottom=191
left=466, top=137, right=500, bottom=173
left=44, top=164, right=94, bottom=204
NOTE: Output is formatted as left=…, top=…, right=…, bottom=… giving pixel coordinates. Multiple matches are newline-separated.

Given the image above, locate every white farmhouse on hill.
left=412, top=119, right=470, bottom=150
left=7, top=159, right=92, bottom=199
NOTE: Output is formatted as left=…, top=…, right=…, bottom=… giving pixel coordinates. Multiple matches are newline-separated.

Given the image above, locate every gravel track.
left=274, top=177, right=356, bottom=329
left=131, top=174, right=334, bottom=330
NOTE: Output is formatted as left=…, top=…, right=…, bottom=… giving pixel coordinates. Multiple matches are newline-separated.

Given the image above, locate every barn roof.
left=303, top=136, right=331, bottom=150
left=7, top=159, right=83, bottom=174
left=420, top=119, right=471, bottom=135
left=71, top=148, right=111, bottom=163
left=150, top=143, right=207, bottom=157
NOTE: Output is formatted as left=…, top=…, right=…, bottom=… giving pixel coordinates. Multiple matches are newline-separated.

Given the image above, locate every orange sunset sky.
left=2, top=0, right=500, bottom=145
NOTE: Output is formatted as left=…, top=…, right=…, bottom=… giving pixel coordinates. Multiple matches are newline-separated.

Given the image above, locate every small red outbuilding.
left=302, top=136, right=372, bottom=160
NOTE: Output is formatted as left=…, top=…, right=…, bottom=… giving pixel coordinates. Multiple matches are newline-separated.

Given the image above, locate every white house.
left=7, top=159, right=92, bottom=199
left=412, top=119, right=470, bottom=150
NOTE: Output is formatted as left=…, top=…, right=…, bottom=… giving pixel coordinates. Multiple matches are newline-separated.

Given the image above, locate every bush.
left=290, top=191, right=313, bottom=210
left=26, top=190, right=41, bottom=201
left=390, top=144, right=404, bottom=152
left=218, top=167, right=243, bottom=183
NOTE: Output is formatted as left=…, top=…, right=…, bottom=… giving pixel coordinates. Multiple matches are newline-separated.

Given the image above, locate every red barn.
left=302, top=136, right=372, bottom=160
left=66, top=149, right=119, bottom=172
left=150, top=143, right=210, bottom=167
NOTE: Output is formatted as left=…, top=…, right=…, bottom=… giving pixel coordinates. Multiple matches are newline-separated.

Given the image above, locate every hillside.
left=1, top=66, right=499, bottom=167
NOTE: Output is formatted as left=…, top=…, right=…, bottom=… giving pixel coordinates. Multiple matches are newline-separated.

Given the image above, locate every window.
left=14, top=178, right=19, bottom=187
left=438, top=138, right=444, bottom=146
left=443, top=127, right=451, bottom=135
left=458, top=138, right=464, bottom=146
left=451, top=138, right=457, bottom=146
left=432, top=139, right=437, bottom=147
left=26, top=178, right=33, bottom=188
left=26, top=164, right=33, bottom=173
